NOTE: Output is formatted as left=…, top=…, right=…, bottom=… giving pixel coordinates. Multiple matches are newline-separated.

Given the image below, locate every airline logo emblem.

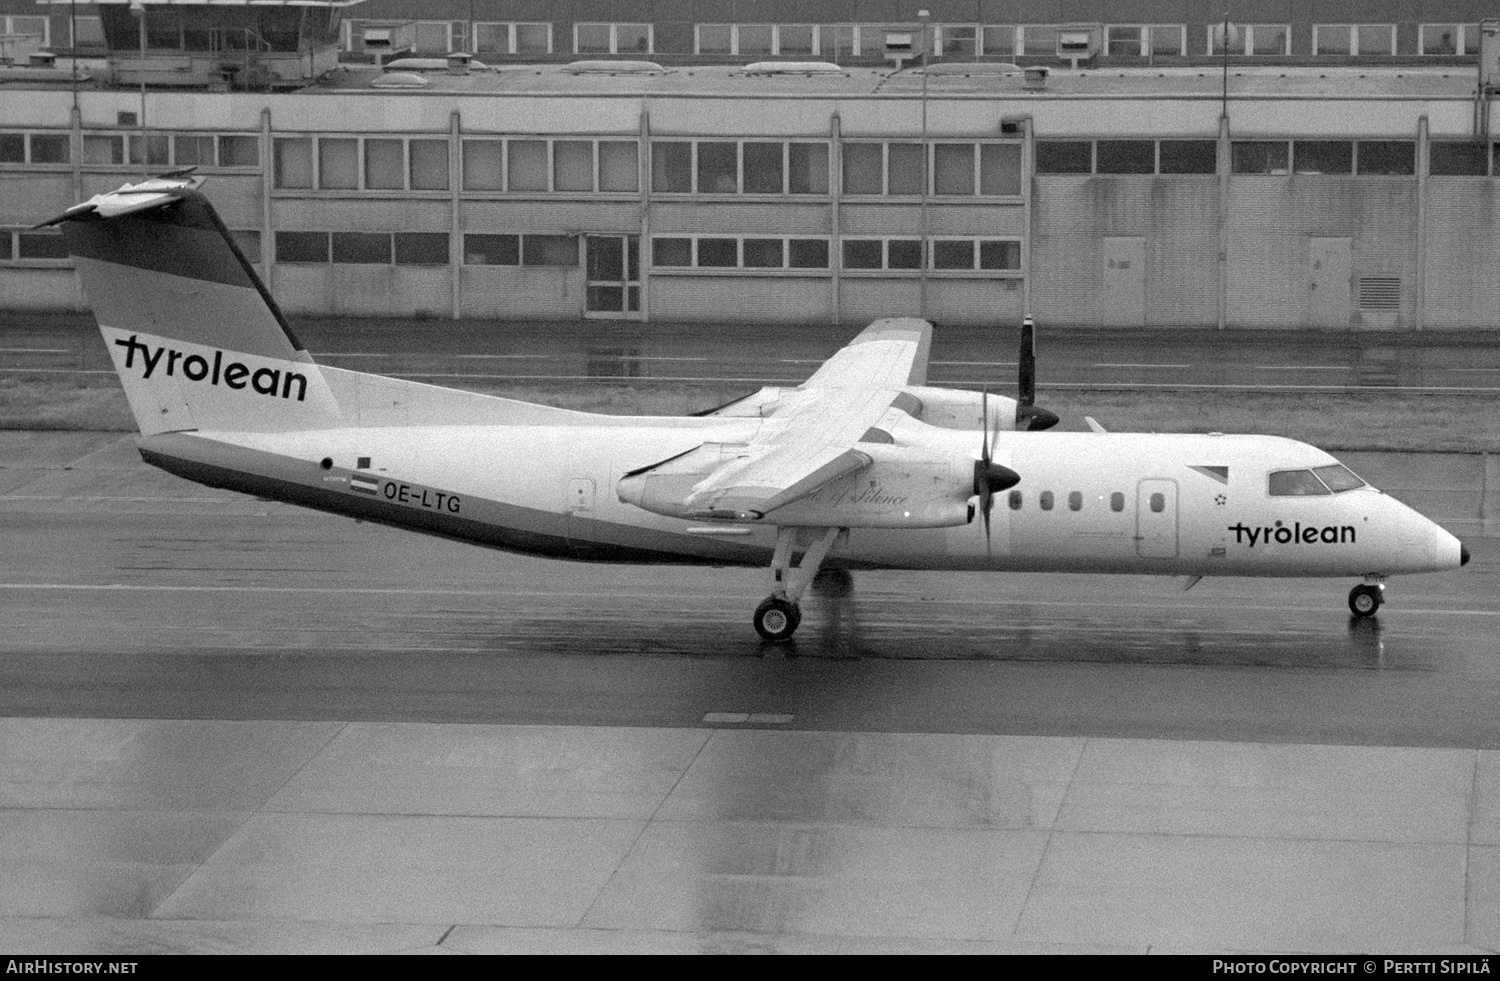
left=1228, top=520, right=1355, bottom=547
left=112, top=333, right=309, bottom=402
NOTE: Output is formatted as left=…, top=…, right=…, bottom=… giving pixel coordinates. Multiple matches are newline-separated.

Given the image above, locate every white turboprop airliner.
left=45, top=177, right=1468, bottom=640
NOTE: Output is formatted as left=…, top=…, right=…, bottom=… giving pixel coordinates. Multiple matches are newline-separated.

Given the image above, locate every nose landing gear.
left=1348, top=580, right=1385, bottom=618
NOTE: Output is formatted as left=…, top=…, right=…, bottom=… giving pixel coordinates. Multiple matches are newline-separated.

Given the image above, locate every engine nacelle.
left=901, top=385, right=1020, bottom=432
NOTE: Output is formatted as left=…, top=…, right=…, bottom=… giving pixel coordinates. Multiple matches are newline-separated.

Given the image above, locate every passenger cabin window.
left=1039, top=491, right=1054, bottom=511
left=1110, top=492, right=1125, bottom=512
left=1268, top=469, right=1331, bottom=496
left=1008, top=490, right=1022, bottom=510
left=1068, top=491, right=1083, bottom=511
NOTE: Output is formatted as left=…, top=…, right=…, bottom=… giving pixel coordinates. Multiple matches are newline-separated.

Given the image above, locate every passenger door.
left=1136, top=478, right=1179, bottom=558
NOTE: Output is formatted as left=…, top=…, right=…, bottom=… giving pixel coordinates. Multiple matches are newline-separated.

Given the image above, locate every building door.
left=1308, top=236, right=1351, bottom=328
left=585, top=235, right=640, bottom=318
left=1102, top=236, right=1146, bottom=326
left=1136, top=478, right=1178, bottom=559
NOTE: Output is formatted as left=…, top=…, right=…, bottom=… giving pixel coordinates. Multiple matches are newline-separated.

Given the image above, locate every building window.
left=219, top=135, right=259, bottom=167
left=409, top=140, right=448, bottom=190
left=363, top=139, right=404, bottom=189
left=0, top=132, right=72, bottom=165
left=1159, top=140, right=1217, bottom=174
left=508, top=140, right=547, bottom=191
left=1020, top=25, right=1058, bottom=57
left=1231, top=141, right=1289, bottom=175
left=575, top=23, right=652, bottom=55
left=1356, top=25, right=1395, bottom=56
left=1150, top=25, right=1186, bottom=56
left=928, top=238, right=1022, bottom=271
left=1429, top=141, right=1489, bottom=176
left=697, top=142, right=738, bottom=193
left=842, top=142, right=927, bottom=195
left=15, top=229, right=68, bottom=261
left=274, top=138, right=313, bottom=188
left=474, top=22, right=553, bottom=55
left=982, top=24, right=1017, bottom=57
left=128, top=135, right=170, bottom=167
left=695, top=24, right=731, bottom=54
left=1419, top=25, right=1477, bottom=56
left=394, top=233, right=448, bottom=265
left=463, top=234, right=519, bottom=265
left=1293, top=141, right=1352, bottom=175
left=736, top=24, right=773, bottom=56
left=1105, top=25, right=1143, bottom=57
left=332, top=232, right=390, bottom=264
left=651, top=236, right=831, bottom=271
left=1036, top=141, right=1091, bottom=174
left=318, top=138, right=359, bottom=189
left=652, top=142, right=692, bottom=193
left=1313, top=25, right=1352, bottom=55
left=82, top=134, right=124, bottom=166
left=522, top=235, right=577, bottom=265
left=462, top=140, right=503, bottom=190
left=1212, top=24, right=1289, bottom=55
left=1096, top=140, right=1154, bottom=174
left=1, top=15, right=48, bottom=47
left=275, top=231, right=329, bottom=263
left=937, top=25, right=978, bottom=58
left=1356, top=141, right=1414, bottom=176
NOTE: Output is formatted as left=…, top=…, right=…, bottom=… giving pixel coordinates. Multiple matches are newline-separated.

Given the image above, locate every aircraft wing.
left=801, top=317, right=932, bottom=389
left=683, top=321, right=931, bottom=516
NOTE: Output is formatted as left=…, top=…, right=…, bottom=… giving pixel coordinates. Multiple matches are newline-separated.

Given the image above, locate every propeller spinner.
left=974, top=390, right=1021, bottom=552
left=1015, top=317, right=1060, bottom=432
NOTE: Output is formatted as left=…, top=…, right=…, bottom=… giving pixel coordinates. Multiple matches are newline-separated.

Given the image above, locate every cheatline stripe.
left=0, top=583, right=1493, bottom=615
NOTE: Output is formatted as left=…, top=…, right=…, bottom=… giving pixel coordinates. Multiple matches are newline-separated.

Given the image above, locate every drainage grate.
left=1358, top=276, right=1401, bottom=310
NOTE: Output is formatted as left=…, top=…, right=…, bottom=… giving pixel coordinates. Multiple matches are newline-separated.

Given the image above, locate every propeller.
left=1015, top=317, right=1060, bottom=432
left=974, top=390, right=1021, bottom=553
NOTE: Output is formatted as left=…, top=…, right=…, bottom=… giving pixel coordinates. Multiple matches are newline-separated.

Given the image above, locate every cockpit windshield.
left=1312, top=464, right=1366, bottom=492
left=1268, top=469, right=1330, bottom=496
left=1267, top=465, right=1368, bottom=496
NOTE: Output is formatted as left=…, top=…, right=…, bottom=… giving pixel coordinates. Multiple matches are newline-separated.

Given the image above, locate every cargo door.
left=566, top=477, right=596, bottom=544
left=1102, top=236, right=1146, bottom=326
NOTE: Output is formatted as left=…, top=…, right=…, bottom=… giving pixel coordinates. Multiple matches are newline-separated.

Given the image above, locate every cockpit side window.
left=1268, top=469, right=1331, bottom=496
left=1313, top=464, right=1366, bottom=492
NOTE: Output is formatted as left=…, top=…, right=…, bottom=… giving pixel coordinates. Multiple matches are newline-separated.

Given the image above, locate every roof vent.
left=563, top=60, right=666, bottom=74
left=743, top=61, right=846, bottom=75
left=1022, top=65, right=1048, bottom=91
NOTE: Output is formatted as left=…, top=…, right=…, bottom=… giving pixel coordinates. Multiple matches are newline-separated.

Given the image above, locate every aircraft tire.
left=1348, top=584, right=1383, bottom=618
left=754, top=597, right=801, bottom=642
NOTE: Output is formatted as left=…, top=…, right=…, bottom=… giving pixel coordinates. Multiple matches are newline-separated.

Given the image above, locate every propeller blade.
left=1014, top=317, right=1060, bottom=431
left=1018, top=317, right=1036, bottom=408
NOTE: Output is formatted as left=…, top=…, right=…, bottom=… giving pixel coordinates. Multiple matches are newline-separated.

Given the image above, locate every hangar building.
left=1, top=1, right=1498, bottom=329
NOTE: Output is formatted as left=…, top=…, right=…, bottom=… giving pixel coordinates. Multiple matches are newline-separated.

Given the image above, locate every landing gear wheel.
left=754, top=596, right=801, bottom=642
left=1348, top=584, right=1383, bottom=618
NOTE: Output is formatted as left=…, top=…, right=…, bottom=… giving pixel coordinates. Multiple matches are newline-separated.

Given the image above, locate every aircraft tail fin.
left=46, top=176, right=342, bottom=435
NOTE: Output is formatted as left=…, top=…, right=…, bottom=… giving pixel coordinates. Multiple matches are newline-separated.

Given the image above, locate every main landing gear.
left=1348, top=578, right=1385, bottom=618
left=753, top=526, right=846, bottom=641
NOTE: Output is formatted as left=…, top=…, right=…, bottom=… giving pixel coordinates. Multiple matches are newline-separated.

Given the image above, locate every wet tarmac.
left=3, top=432, right=1499, bottom=953
left=6, top=314, right=1500, bottom=392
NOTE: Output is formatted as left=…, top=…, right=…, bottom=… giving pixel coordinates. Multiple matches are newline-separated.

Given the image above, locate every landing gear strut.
left=753, top=526, right=845, bottom=641
left=1348, top=580, right=1384, bottom=618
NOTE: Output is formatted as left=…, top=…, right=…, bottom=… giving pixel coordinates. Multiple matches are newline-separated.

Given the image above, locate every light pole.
left=130, top=0, right=147, bottom=176
left=918, top=9, right=929, bottom=317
